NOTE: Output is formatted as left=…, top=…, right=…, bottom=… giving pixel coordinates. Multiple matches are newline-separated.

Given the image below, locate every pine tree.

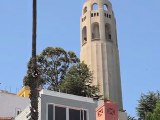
left=60, top=62, right=100, bottom=98
left=136, top=91, right=160, bottom=120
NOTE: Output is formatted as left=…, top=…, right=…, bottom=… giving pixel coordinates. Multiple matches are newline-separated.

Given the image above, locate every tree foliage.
left=24, top=47, right=79, bottom=91
left=23, top=47, right=99, bottom=98
left=127, top=115, right=136, bottom=120
left=136, top=91, right=160, bottom=120
left=60, top=62, right=99, bottom=97
left=145, top=101, right=160, bottom=120
left=24, top=47, right=100, bottom=98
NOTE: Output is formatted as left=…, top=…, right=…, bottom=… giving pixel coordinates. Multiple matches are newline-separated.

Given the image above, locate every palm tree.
left=29, top=0, right=39, bottom=119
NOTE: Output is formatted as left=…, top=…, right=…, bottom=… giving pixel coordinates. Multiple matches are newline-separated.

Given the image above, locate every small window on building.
left=83, top=7, right=87, bottom=14
left=69, top=109, right=87, bottom=120
left=69, top=109, right=80, bottom=120
left=92, top=22, right=100, bottom=40
left=109, top=14, right=111, bottom=18
left=97, top=13, right=99, bottom=16
left=109, top=34, right=112, bottom=39
left=92, top=3, right=98, bottom=10
left=105, top=23, right=112, bottom=41
left=91, top=13, right=94, bottom=17
left=17, top=110, right=21, bottom=115
left=81, top=110, right=87, bottom=120
left=16, top=108, right=21, bottom=116
left=104, top=13, right=106, bottom=17
left=48, top=104, right=53, bottom=120
left=94, top=13, right=96, bottom=16
left=103, top=4, right=108, bottom=11
left=82, top=26, right=87, bottom=45
left=55, top=106, right=66, bottom=120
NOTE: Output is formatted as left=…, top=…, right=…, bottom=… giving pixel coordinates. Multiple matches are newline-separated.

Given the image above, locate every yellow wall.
left=17, top=86, right=30, bottom=98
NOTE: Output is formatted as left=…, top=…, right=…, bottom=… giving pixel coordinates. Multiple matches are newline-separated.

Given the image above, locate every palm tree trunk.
left=30, top=0, right=39, bottom=120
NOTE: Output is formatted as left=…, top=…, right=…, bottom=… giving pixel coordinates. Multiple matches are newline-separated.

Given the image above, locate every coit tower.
left=80, top=0, right=123, bottom=109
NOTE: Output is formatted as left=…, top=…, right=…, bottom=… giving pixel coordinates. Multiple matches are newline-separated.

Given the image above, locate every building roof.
left=40, top=89, right=96, bottom=103
left=0, top=90, right=16, bottom=95
left=17, top=86, right=30, bottom=98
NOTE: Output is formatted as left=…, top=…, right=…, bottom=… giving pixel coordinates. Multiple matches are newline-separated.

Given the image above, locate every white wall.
left=0, top=91, right=29, bottom=118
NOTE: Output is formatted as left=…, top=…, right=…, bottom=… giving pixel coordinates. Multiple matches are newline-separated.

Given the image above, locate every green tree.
left=151, top=101, right=160, bottom=120
left=146, top=101, right=160, bottom=120
left=24, top=47, right=79, bottom=91
left=127, top=115, right=136, bottom=120
left=145, top=112, right=154, bottom=120
left=60, top=62, right=100, bottom=98
left=136, top=91, right=160, bottom=120
left=24, top=47, right=100, bottom=99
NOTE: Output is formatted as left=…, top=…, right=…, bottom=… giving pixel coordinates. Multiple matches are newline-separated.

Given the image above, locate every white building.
left=0, top=90, right=29, bottom=118
left=15, top=89, right=127, bottom=120
left=15, top=89, right=99, bottom=120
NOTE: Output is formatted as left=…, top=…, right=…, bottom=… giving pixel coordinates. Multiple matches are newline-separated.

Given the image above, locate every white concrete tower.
left=80, top=0, right=123, bottom=109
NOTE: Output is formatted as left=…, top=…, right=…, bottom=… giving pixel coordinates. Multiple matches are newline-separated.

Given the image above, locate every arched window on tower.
left=92, top=3, right=98, bottom=10
left=83, top=6, right=87, bottom=14
left=105, top=23, right=112, bottom=41
left=92, top=22, right=100, bottom=40
left=82, top=26, right=87, bottom=45
left=103, top=4, right=108, bottom=11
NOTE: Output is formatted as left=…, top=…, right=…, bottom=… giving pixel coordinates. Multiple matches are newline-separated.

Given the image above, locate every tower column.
left=80, top=0, right=123, bottom=109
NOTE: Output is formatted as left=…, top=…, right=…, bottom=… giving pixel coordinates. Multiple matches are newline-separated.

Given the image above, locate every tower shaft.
left=80, top=0, right=123, bottom=109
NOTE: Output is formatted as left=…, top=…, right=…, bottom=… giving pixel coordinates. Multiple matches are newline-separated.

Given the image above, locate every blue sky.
left=0, top=0, right=160, bottom=117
